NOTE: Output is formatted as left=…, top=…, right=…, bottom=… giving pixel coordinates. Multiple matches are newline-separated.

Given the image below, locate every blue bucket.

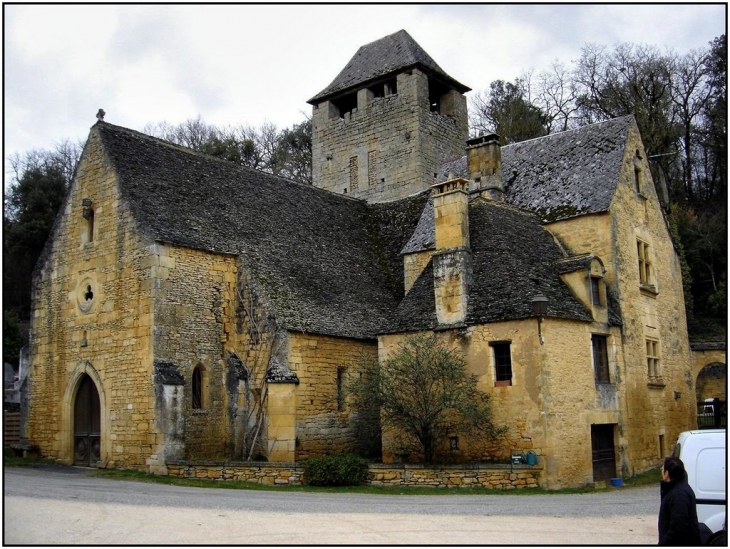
left=525, top=451, right=537, bottom=466
left=610, top=477, right=623, bottom=487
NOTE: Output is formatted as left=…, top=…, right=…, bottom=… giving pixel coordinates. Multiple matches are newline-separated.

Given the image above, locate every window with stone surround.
left=637, top=239, right=656, bottom=292
left=491, top=342, right=512, bottom=386
left=85, top=209, right=94, bottom=243
left=592, top=334, right=610, bottom=384
left=192, top=365, right=205, bottom=409
left=633, top=150, right=644, bottom=194
left=591, top=276, right=603, bottom=306
left=646, top=339, right=661, bottom=382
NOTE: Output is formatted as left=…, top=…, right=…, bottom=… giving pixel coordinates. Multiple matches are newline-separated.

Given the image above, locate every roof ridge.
left=502, top=115, right=634, bottom=150
left=94, top=120, right=360, bottom=201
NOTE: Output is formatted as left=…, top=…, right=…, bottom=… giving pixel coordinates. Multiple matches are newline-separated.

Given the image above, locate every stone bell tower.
left=307, top=30, right=470, bottom=203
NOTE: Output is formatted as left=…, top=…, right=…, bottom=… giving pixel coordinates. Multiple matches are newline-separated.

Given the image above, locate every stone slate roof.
left=308, top=29, right=470, bottom=104
left=690, top=340, right=727, bottom=352
left=438, top=116, right=635, bottom=223
left=388, top=200, right=595, bottom=333
left=95, top=122, right=424, bottom=340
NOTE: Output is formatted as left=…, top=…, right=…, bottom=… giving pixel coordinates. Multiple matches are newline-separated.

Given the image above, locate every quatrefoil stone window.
left=77, top=278, right=96, bottom=313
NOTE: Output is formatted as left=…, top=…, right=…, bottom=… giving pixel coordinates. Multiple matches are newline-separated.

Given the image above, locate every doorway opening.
left=591, top=423, right=617, bottom=481
left=73, top=374, right=101, bottom=466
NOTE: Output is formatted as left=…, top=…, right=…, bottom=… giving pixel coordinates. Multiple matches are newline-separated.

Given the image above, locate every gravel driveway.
left=4, top=466, right=660, bottom=545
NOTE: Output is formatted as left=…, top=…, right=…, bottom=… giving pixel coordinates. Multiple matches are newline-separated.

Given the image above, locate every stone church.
left=24, top=30, right=699, bottom=488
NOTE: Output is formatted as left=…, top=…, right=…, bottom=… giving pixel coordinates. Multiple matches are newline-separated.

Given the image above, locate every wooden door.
left=73, top=375, right=100, bottom=466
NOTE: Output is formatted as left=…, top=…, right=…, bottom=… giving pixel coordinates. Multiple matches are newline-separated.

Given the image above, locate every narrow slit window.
left=192, top=366, right=204, bottom=409
left=592, top=334, right=610, bottom=384
left=591, top=277, right=602, bottom=306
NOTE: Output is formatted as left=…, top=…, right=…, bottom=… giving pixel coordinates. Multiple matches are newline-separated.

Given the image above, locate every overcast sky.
left=4, top=3, right=726, bottom=181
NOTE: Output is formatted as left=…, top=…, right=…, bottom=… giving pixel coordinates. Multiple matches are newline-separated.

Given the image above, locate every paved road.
left=4, top=466, right=660, bottom=545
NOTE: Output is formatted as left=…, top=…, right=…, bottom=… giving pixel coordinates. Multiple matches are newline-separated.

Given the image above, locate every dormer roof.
left=308, top=29, right=470, bottom=104
left=388, top=199, right=595, bottom=333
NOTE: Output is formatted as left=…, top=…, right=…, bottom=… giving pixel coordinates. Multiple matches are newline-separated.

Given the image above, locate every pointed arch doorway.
left=74, top=374, right=101, bottom=466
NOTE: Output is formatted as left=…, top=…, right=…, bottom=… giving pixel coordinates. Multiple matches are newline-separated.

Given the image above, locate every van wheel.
left=708, top=531, right=727, bottom=546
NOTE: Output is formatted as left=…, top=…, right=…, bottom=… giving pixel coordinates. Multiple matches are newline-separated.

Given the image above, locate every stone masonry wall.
left=152, top=245, right=239, bottom=461
left=312, top=68, right=468, bottom=203
left=379, top=319, right=626, bottom=489
left=287, top=332, right=378, bottom=459
left=27, top=127, right=157, bottom=469
left=544, top=123, right=695, bottom=476
left=166, top=461, right=541, bottom=489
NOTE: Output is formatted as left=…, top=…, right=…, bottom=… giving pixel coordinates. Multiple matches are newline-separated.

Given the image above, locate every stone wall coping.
left=368, top=462, right=540, bottom=471
left=167, top=460, right=298, bottom=467
left=165, top=460, right=541, bottom=471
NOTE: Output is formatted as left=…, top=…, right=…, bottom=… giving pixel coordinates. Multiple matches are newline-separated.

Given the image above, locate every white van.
left=672, top=429, right=726, bottom=538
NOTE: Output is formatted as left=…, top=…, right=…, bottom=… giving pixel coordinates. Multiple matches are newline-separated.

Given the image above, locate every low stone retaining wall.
left=166, top=461, right=304, bottom=485
left=165, top=461, right=541, bottom=489
left=368, top=463, right=540, bottom=488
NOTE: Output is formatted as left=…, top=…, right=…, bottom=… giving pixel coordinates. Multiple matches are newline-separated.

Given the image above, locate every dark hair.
left=663, top=456, right=686, bottom=481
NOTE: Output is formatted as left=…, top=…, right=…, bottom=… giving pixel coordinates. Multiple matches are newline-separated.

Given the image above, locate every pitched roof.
left=438, top=116, right=635, bottom=222
left=94, top=122, right=425, bottom=339
left=308, top=29, right=469, bottom=104
left=388, top=200, right=595, bottom=333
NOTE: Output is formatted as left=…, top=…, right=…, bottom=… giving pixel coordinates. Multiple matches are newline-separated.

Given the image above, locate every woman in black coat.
left=658, top=456, right=701, bottom=546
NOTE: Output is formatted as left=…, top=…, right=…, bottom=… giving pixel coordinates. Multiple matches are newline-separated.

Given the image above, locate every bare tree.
left=669, top=48, right=713, bottom=203
left=524, top=62, right=581, bottom=133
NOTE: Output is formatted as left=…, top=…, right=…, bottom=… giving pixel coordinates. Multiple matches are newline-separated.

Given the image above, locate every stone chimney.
left=431, top=178, right=472, bottom=326
left=467, top=134, right=504, bottom=200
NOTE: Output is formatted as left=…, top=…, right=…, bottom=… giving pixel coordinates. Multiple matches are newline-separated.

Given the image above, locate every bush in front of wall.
left=302, top=453, right=369, bottom=486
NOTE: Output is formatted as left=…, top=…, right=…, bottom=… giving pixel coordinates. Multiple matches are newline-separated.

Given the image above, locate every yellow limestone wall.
left=545, top=122, right=695, bottom=474
left=27, top=128, right=157, bottom=468
left=379, top=318, right=625, bottom=489
left=377, top=123, right=695, bottom=488
left=28, top=127, right=246, bottom=470
left=287, top=332, right=377, bottom=460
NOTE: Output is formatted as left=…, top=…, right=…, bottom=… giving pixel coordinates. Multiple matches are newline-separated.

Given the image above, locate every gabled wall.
left=27, top=127, right=157, bottom=469
left=541, top=122, right=694, bottom=474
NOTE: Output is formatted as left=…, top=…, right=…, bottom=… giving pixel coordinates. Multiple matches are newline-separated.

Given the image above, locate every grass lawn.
left=4, top=450, right=661, bottom=495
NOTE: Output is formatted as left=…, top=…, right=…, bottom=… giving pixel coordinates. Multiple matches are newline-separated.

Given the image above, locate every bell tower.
left=308, top=30, right=470, bottom=203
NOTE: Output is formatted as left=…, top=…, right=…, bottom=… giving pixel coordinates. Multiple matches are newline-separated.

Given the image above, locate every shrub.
left=302, top=453, right=369, bottom=486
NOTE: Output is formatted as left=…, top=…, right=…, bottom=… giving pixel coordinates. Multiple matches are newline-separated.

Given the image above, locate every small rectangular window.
left=646, top=339, right=660, bottom=378
left=592, top=335, right=610, bottom=384
left=591, top=277, right=602, bottom=306
left=637, top=240, right=651, bottom=285
left=491, top=342, right=512, bottom=386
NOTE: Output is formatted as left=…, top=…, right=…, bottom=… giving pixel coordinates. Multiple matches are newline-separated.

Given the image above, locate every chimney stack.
left=467, top=134, right=504, bottom=200
left=431, top=178, right=471, bottom=326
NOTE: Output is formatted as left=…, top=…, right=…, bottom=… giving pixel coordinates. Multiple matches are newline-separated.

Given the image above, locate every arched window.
left=192, top=365, right=204, bottom=409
